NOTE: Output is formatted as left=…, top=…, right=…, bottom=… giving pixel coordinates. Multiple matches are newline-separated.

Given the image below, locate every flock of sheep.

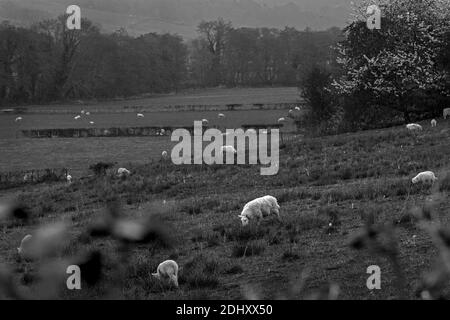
left=11, top=106, right=450, bottom=291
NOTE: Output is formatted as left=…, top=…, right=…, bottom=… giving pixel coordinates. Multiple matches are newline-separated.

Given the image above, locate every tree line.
left=0, top=16, right=341, bottom=105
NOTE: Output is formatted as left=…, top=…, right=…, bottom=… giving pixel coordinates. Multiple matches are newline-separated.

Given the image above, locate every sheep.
left=17, top=235, right=33, bottom=258
left=15, top=117, right=23, bottom=122
left=152, top=260, right=179, bottom=287
left=23, top=173, right=32, bottom=182
left=137, top=113, right=144, bottom=118
left=74, top=115, right=81, bottom=120
left=117, top=168, right=131, bottom=177
left=431, top=119, right=437, bottom=127
left=278, top=117, right=286, bottom=123
left=81, top=110, right=85, bottom=114
left=443, top=108, right=450, bottom=119
left=162, top=151, right=168, bottom=159
left=218, top=113, right=225, bottom=119
left=295, top=107, right=301, bottom=111
left=85, top=112, right=91, bottom=116
left=160, top=128, right=165, bottom=135
left=412, top=171, right=437, bottom=184
left=66, top=174, right=72, bottom=183
left=89, top=121, right=95, bottom=125
left=238, top=195, right=281, bottom=226
left=220, top=145, right=237, bottom=154
left=406, top=123, right=422, bottom=131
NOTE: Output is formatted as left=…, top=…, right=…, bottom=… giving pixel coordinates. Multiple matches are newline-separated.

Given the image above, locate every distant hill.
left=0, top=0, right=355, bottom=38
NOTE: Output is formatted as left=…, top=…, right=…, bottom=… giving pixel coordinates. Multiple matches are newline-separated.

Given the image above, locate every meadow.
left=1, top=115, right=450, bottom=299
left=0, top=87, right=299, bottom=175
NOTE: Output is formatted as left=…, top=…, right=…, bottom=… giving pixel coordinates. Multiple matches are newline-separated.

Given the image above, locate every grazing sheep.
left=15, top=117, right=23, bottom=122
left=17, top=235, right=33, bottom=258
left=412, top=171, right=437, bottom=184
left=162, top=151, right=168, bottom=159
left=443, top=108, right=450, bottom=119
left=406, top=123, right=422, bottom=131
left=74, top=115, right=81, bottom=120
left=218, top=113, right=225, bottom=118
left=220, top=145, right=237, bottom=154
left=431, top=119, right=437, bottom=127
left=152, top=260, right=179, bottom=287
left=238, top=195, right=281, bottom=226
left=278, top=117, right=286, bottom=123
left=137, top=113, right=144, bottom=118
left=23, top=173, right=32, bottom=182
left=117, top=168, right=131, bottom=177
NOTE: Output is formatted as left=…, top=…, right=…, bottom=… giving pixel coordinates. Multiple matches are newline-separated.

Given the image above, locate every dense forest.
left=0, top=16, right=341, bottom=105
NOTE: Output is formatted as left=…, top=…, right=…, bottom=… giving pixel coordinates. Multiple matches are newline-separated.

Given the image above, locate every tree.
left=333, top=0, right=450, bottom=123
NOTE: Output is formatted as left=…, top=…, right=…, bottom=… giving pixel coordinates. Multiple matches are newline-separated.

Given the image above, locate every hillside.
left=2, top=120, right=450, bottom=299
left=0, top=0, right=354, bottom=37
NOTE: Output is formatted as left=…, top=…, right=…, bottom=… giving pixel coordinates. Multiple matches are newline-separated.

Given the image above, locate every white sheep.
left=412, top=171, right=437, bottom=184
left=406, top=123, right=422, bottom=131
left=17, top=234, right=33, bottom=258
left=162, top=151, right=168, bottom=159
left=85, top=112, right=91, bottom=116
left=81, top=110, right=85, bottom=114
left=218, top=113, right=225, bottom=119
left=443, top=108, right=450, bottom=119
left=238, top=195, right=281, bottom=226
left=89, top=121, right=95, bottom=125
left=137, top=113, right=144, bottom=118
left=278, top=117, right=286, bottom=123
left=117, top=168, right=131, bottom=177
left=152, top=260, right=179, bottom=287
left=23, top=173, right=32, bottom=182
left=220, top=145, right=237, bottom=154
left=74, top=115, right=81, bottom=120
left=431, top=119, right=437, bottom=127
left=66, top=174, right=72, bottom=183
left=15, top=117, right=23, bottom=122
left=295, top=107, right=301, bottom=111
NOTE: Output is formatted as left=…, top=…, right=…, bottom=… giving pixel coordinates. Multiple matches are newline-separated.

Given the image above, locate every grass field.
left=1, top=117, right=450, bottom=299
left=0, top=88, right=299, bottom=175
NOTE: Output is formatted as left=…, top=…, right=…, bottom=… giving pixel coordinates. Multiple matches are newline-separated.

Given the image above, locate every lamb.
left=137, top=113, right=144, bottom=118
left=412, top=171, right=437, bottom=184
left=406, top=123, right=422, bottom=131
left=220, top=145, right=237, bottom=154
left=17, top=234, right=33, bottom=258
left=152, top=260, right=179, bottom=287
left=238, top=195, right=281, bottom=226
left=117, top=168, right=131, bottom=177
left=431, top=119, right=437, bottom=127
left=443, top=108, right=450, bottom=119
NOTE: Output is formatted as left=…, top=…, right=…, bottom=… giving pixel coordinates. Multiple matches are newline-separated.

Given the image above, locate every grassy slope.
left=2, top=120, right=450, bottom=299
